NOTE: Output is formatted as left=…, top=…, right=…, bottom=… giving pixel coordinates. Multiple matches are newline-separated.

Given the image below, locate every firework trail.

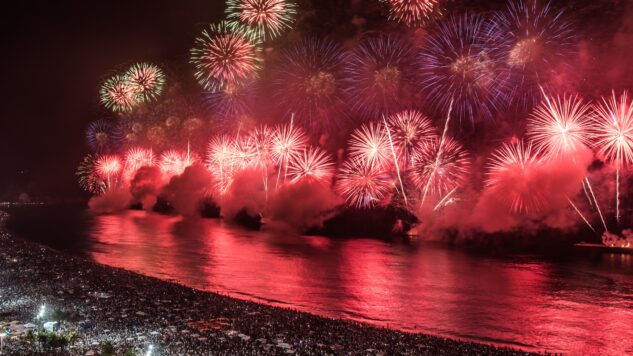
left=272, top=38, right=348, bottom=133
left=567, top=197, right=595, bottom=232
left=382, top=0, right=442, bottom=27
left=190, top=21, right=261, bottom=92
left=486, top=141, right=545, bottom=214
left=100, top=74, right=138, bottom=112
left=418, top=99, right=454, bottom=207
left=591, top=91, right=633, bottom=224
left=492, top=0, right=577, bottom=109
left=335, top=158, right=393, bottom=209
left=226, top=0, right=297, bottom=41
left=125, top=62, right=166, bottom=103
left=526, top=93, right=592, bottom=159
left=418, top=14, right=508, bottom=123
left=385, top=110, right=437, bottom=166
left=287, top=146, right=335, bottom=185
left=344, top=35, right=417, bottom=119
left=433, top=187, right=457, bottom=211
left=348, top=122, right=392, bottom=169
left=583, top=176, right=608, bottom=232
left=411, top=137, right=470, bottom=203
left=383, top=116, right=407, bottom=205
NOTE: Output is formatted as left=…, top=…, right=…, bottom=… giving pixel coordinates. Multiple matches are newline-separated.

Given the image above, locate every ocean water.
left=5, top=205, right=633, bottom=355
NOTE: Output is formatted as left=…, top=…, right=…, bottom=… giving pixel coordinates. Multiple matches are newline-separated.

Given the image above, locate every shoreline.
left=0, top=213, right=539, bottom=355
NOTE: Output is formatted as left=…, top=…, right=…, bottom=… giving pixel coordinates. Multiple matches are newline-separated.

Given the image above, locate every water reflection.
left=89, top=210, right=633, bottom=355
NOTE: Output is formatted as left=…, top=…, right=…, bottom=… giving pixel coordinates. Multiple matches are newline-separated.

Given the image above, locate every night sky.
left=0, top=0, right=224, bottom=201
left=0, top=0, right=631, bottom=201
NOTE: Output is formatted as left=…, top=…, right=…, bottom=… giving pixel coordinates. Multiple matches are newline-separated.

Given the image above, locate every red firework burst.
left=591, top=91, right=633, bottom=167
left=247, top=125, right=275, bottom=169
left=385, top=110, right=438, bottom=166
left=410, top=137, right=470, bottom=197
left=527, top=94, right=592, bottom=159
left=287, top=146, right=335, bottom=184
left=95, top=155, right=122, bottom=179
left=272, top=122, right=308, bottom=166
left=124, top=147, right=155, bottom=179
left=383, top=0, right=441, bottom=27
left=160, top=149, right=199, bottom=177
left=348, top=122, right=392, bottom=169
left=335, top=158, right=393, bottom=209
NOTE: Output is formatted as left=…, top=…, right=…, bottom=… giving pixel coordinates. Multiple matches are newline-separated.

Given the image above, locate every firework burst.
left=206, top=135, right=237, bottom=171
left=287, top=146, right=335, bottom=184
left=486, top=141, right=544, bottom=214
left=125, top=62, right=166, bottom=103
left=272, top=38, right=348, bottom=133
left=591, top=91, right=633, bottom=223
left=272, top=121, right=308, bottom=165
left=76, top=154, right=106, bottom=195
left=410, top=137, right=471, bottom=198
left=124, top=147, right=155, bottom=179
left=100, top=74, right=137, bottom=112
left=344, top=35, right=417, bottom=119
left=492, top=0, right=577, bottom=108
left=86, top=119, right=117, bottom=153
left=418, top=14, right=508, bottom=122
left=348, top=122, right=392, bottom=168
left=382, top=0, right=442, bottom=27
left=385, top=110, right=437, bottom=166
left=591, top=91, right=633, bottom=167
left=95, top=154, right=123, bottom=191
left=335, top=158, right=393, bottom=209
left=160, top=149, right=199, bottom=177
left=205, top=79, right=256, bottom=119
left=206, top=135, right=241, bottom=193
left=247, top=125, right=275, bottom=169
left=526, top=93, right=592, bottom=159
left=226, top=0, right=297, bottom=41
left=190, top=21, right=261, bottom=92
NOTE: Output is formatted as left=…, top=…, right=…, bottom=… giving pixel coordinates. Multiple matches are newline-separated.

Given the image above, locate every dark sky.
left=0, top=0, right=224, bottom=200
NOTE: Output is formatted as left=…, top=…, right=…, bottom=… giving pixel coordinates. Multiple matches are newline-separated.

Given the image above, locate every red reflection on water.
left=90, top=211, right=633, bottom=355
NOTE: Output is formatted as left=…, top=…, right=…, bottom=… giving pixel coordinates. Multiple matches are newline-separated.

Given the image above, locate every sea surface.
left=4, top=205, right=633, bottom=355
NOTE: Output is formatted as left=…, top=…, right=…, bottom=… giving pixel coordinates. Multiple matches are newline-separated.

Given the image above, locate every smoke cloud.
left=160, top=164, right=214, bottom=216
left=265, top=179, right=342, bottom=234
left=130, top=166, right=165, bottom=211
left=415, top=146, right=594, bottom=237
left=88, top=188, right=132, bottom=214
left=216, top=168, right=268, bottom=220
